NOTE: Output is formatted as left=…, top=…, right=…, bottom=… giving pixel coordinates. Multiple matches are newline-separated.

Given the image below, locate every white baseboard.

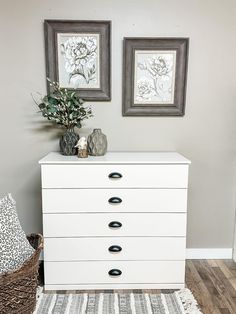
left=186, top=248, right=232, bottom=259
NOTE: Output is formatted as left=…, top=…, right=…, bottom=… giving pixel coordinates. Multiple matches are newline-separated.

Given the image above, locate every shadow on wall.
left=28, top=119, right=65, bottom=140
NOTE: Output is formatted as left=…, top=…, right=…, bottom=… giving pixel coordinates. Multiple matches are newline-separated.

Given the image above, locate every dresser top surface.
left=39, top=152, right=191, bottom=165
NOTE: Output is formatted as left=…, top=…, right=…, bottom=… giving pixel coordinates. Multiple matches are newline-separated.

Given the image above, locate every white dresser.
left=39, top=152, right=190, bottom=290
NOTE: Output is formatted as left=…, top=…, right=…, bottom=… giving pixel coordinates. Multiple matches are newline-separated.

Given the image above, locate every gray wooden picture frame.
left=122, top=38, right=189, bottom=116
left=44, top=20, right=111, bottom=101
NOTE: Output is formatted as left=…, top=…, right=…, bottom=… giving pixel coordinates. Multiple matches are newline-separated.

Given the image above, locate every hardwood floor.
left=39, top=259, right=236, bottom=314
left=186, top=260, right=236, bottom=314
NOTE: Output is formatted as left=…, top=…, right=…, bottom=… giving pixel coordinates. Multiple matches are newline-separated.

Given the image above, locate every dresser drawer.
left=44, top=237, right=186, bottom=261
left=41, top=164, right=189, bottom=188
left=44, top=261, right=185, bottom=285
left=42, top=189, right=187, bottom=213
left=43, top=213, right=186, bottom=237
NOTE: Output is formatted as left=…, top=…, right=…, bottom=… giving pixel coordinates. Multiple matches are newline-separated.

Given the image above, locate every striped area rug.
left=34, top=288, right=202, bottom=313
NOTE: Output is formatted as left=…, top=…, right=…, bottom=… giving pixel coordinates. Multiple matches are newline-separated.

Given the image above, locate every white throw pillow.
left=0, top=194, right=35, bottom=273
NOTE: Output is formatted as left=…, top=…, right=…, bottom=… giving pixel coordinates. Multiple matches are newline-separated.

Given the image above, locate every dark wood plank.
left=193, top=260, right=236, bottom=314
left=186, top=260, right=221, bottom=314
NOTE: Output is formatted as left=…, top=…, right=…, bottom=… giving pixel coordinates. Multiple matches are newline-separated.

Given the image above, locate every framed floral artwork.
left=122, top=38, right=189, bottom=116
left=44, top=20, right=111, bottom=101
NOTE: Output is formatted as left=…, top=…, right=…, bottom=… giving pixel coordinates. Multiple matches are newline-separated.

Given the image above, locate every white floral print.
left=135, top=51, right=176, bottom=103
left=60, top=35, right=98, bottom=87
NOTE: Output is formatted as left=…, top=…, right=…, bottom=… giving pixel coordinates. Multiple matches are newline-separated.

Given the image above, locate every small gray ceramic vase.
left=59, top=127, right=79, bottom=156
left=87, top=129, right=107, bottom=156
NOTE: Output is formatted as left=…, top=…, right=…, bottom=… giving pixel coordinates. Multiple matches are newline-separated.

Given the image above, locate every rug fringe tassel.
left=175, top=288, right=203, bottom=314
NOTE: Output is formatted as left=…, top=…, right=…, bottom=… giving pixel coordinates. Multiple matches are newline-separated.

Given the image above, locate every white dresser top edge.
left=39, top=152, right=191, bottom=165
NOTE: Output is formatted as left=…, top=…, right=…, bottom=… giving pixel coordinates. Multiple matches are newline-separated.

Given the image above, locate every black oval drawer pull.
left=109, top=245, right=122, bottom=253
left=108, top=197, right=122, bottom=204
left=108, top=269, right=122, bottom=277
left=108, top=221, right=122, bottom=229
left=108, top=172, right=122, bottom=179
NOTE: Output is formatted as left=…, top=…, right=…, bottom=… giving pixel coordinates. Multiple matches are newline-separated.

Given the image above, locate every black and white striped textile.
left=34, top=288, right=202, bottom=313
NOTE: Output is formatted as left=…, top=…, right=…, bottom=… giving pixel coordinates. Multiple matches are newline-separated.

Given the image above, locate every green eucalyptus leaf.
left=76, top=122, right=81, bottom=128
left=38, top=103, right=46, bottom=109
left=48, top=96, right=58, bottom=106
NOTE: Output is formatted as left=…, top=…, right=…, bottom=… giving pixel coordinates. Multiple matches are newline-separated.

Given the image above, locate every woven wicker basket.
left=0, top=234, right=43, bottom=314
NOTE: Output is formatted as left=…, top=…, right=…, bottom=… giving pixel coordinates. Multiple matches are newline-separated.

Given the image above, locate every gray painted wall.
left=0, top=0, right=236, bottom=248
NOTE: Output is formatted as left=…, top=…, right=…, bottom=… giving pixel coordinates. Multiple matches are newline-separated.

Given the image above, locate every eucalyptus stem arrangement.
left=37, top=80, right=92, bottom=129
left=35, top=80, right=93, bottom=155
